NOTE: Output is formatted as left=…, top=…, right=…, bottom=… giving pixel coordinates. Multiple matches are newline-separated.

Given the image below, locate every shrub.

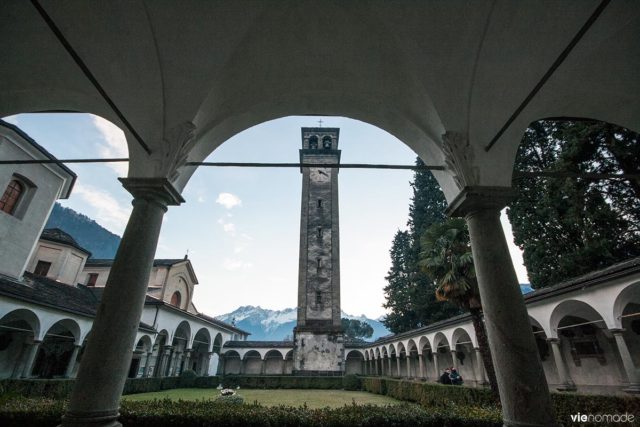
left=342, top=374, right=361, bottom=391
left=179, top=370, right=198, bottom=388
left=0, top=397, right=502, bottom=427
left=215, top=394, right=244, bottom=405
left=220, top=376, right=343, bottom=390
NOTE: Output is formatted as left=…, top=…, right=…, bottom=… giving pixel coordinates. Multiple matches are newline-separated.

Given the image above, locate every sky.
left=2, top=113, right=529, bottom=319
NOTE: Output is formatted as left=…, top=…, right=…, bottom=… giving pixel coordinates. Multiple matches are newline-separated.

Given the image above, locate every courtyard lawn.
left=122, top=388, right=404, bottom=408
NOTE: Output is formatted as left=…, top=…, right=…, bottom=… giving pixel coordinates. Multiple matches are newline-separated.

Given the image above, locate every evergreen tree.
left=383, top=158, right=461, bottom=333
left=508, top=120, right=640, bottom=288
left=342, top=318, right=374, bottom=342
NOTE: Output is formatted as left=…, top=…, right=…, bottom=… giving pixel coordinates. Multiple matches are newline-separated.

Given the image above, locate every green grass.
left=122, top=388, right=404, bottom=408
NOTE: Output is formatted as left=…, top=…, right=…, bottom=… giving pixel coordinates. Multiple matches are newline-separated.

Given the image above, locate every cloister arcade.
left=0, top=295, right=242, bottom=381
left=337, top=261, right=640, bottom=395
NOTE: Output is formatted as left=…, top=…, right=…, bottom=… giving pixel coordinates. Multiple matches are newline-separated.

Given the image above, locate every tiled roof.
left=0, top=273, right=155, bottom=331
left=0, top=272, right=98, bottom=317
left=41, top=228, right=91, bottom=256
left=223, top=340, right=293, bottom=348
left=524, top=257, right=640, bottom=303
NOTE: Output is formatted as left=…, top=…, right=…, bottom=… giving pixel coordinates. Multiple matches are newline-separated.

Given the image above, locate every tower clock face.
left=310, top=168, right=330, bottom=182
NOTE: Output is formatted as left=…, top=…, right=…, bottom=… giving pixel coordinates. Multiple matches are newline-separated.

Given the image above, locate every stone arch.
left=345, top=349, right=365, bottom=375
left=550, top=300, right=607, bottom=339
left=308, top=135, right=319, bottom=149
left=190, top=328, right=211, bottom=374
left=264, top=349, right=284, bottom=375
left=284, top=350, right=294, bottom=375
left=451, top=328, right=475, bottom=381
left=529, top=316, right=551, bottom=363
left=151, top=330, right=169, bottom=377
left=613, top=282, right=640, bottom=329
left=222, top=350, right=241, bottom=375
left=135, top=335, right=153, bottom=353
left=172, top=321, right=191, bottom=349
left=32, top=318, right=80, bottom=378
left=549, top=299, right=622, bottom=388
left=0, top=308, right=40, bottom=339
left=242, top=350, right=262, bottom=375
left=0, top=308, right=41, bottom=379
left=212, top=333, right=223, bottom=354
left=613, top=282, right=640, bottom=370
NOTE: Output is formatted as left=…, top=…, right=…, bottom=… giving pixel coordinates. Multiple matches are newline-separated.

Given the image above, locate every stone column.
left=183, top=350, right=192, bottom=373
left=449, top=186, right=556, bottom=426
left=548, top=338, right=576, bottom=391
left=142, top=352, right=153, bottom=377
left=418, top=354, right=425, bottom=379
left=281, top=357, right=287, bottom=375
left=387, top=357, right=392, bottom=377
left=396, top=357, right=401, bottom=378
left=11, top=341, right=29, bottom=379
left=433, top=353, right=439, bottom=381
left=62, top=178, right=184, bottom=427
left=451, top=350, right=458, bottom=370
left=159, top=346, right=173, bottom=377
left=406, top=356, right=412, bottom=378
left=65, top=345, right=82, bottom=378
left=21, top=340, right=42, bottom=378
left=611, top=329, right=640, bottom=393
left=260, top=359, right=266, bottom=375
left=205, top=352, right=214, bottom=376
left=374, top=358, right=378, bottom=376
left=474, top=348, right=487, bottom=385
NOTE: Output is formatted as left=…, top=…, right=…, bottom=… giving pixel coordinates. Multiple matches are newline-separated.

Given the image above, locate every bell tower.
left=293, top=127, right=344, bottom=375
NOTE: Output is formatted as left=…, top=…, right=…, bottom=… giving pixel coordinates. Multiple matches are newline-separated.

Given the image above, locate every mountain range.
left=45, top=203, right=121, bottom=258
left=216, top=305, right=390, bottom=342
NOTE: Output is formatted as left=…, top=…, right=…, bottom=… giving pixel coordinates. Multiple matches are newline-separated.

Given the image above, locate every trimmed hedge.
left=0, top=376, right=222, bottom=399
left=217, top=375, right=344, bottom=389
left=0, top=397, right=502, bottom=427
left=361, top=377, right=640, bottom=423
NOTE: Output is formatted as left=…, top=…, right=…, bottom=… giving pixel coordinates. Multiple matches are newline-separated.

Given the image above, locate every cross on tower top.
left=317, top=119, right=323, bottom=127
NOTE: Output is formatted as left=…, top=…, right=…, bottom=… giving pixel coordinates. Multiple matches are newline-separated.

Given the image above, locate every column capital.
left=119, top=177, right=185, bottom=207
left=546, top=338, right=561, bottom=344
left=446, top=186, right=515, bottom=218
left=609, top=328, right=625, bottom=335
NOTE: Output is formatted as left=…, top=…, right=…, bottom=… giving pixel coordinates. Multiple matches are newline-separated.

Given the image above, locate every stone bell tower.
left=292, top=127, right=344, bottom=375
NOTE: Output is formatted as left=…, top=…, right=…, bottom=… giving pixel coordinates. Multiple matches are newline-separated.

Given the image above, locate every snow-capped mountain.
left=216, top=305, right=390, bottom=341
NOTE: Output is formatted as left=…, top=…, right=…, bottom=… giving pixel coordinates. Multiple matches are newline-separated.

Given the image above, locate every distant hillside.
left=45, top=203, right=121, bottom=258
left=216, top=305, right=391, bottom=342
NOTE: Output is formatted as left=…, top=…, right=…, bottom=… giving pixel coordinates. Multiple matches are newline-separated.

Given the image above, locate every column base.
left=623, top=384, right=640, bottom=394
left=60, top=409, right=121, bottom=427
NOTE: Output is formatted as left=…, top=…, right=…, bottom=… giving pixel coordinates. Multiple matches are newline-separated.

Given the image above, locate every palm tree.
left=419, top=218, right=499, bottom=396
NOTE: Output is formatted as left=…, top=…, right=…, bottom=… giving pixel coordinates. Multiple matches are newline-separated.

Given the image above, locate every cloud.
left=223, top=258, right=253, bottom=271
left=90, top=115, right=128, bottom=176
left=216, top=192, right=242, bottom=209
left=223, top=223, right=236, bottom=234
left=2, top=115, right=19, bottom=125
left=73, top=183, right=131, bottom=234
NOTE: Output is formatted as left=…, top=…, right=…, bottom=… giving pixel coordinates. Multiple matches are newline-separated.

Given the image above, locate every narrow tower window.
left=317, top=227, right=322, bottom=239
left=315, top=290, right=322, bottom=306
left=308, top=135, right=318, bottom=149
left=317, top=199, right=323, bottom=208
left=317, top=258, right=322, bottom=269
left=322, top=135, right=332, bottom=149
